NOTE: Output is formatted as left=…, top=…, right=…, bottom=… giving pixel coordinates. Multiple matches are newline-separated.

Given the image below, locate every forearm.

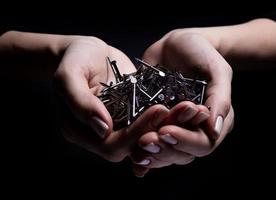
left=201, top=19, right=276, bottom=59
left=199, top=18, right=276, bottom=70
left=0, top=31, right=79, bottom=80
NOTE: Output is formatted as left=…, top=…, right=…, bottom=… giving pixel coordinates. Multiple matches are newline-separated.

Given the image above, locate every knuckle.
left=164, top=29, right=200, bottom=50
left=164, top=30, right=183, bottom=49
left=183, top=100, right=196, bottom=108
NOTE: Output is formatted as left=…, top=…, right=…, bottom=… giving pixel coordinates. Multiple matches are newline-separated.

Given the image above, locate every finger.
left=213, top=106, right=235, bottom=146
left=174, top=155, right=196, bottom=165
left=62, top=76, right=112, bottom=139
left=62, top=112, right=135, bottom=163
left=61, top=114, right=107, bottom=158
left=164, top=101, right=199, bottom=125
left=55, top=62, right=113, bottom=139
left=131, top=164, right=149, bottom=178
left=131, top=144, right=193, bottom=168
left=132, top=132, right=195, bottom=168
left=158, top=125, right=213, bottom=157
left=189, top=105, right=210, bottom=125
left=63, top=104, right=168, bottom=163
left=104, top=105, right=169, bottom=153
left=130, top=146, right=153, bottom=167
left=159, top=106, right=234, bottom=157
left=130, top=146, right=171, bottom=169
left=204, top=62, right=232, bottom=141
left=139, top=132, right=195, bottom=167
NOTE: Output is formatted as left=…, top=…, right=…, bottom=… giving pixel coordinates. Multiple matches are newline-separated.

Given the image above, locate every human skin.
left=1, top=18, right=275, bottom=176
left=0, top=31, right=207, bottom=164
left=131, top=18, right=276, bottom=176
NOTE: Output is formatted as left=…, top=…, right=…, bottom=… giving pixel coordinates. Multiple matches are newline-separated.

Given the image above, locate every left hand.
left=130, top=30, right=234, bottom=177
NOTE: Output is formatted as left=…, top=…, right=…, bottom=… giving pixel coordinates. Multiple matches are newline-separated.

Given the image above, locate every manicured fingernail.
left=136, top=159, right=151, bottom=166
left=135, top=174, right=145, bottom=178
left=152, top=109, right=168, bottom=127
left=177, top=107, right=197, bottom=123
left=214, top=115, right=223, bottom=136
left=141, top=143, right=160, bottom=154
left=160, top=134, right=178, bottom=145
left=90, top=116, right=109, bottom=139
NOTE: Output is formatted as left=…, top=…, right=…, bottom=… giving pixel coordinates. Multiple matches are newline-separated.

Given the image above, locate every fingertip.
left=205, top=115, right=224, bottom=141
left=90, top=96, right=114, bottom=138
left=158, top=125, right=179, bottom=145
left=204, top=95, right=230, bottom=141
left=214, top=115, right=224, bottom=137
left=90, top=116, right=109, bottom=139
left=132, top=164, right=149, bottom=178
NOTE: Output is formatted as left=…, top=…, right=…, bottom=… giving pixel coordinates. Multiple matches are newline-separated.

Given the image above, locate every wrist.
left=168, top=27, right=230, bottom=57
left=0, top=30, right=77, bottom=57
left=194, top=27, right=231, bottom=58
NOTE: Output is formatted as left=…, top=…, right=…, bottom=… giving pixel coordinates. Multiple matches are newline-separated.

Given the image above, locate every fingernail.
left=152, top=109, right=168, bottom=127
left=141, top=143, right=160, bottom=154
left=135, top=174, right=145, bottom=178
left=90, top=116, right=109, bottom=139
left=136, top=159, right=151, bottom=166
left=214, top=115, right=224, bottom=136
left=177, top=107, right=197, bottom=123
left=160, top=134, right=178, bottom=145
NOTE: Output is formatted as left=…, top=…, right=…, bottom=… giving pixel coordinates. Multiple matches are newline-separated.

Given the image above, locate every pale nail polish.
left=136, top=159, right=151, bottom=166
left=141, top=143, right=160, bottom=154
left=177, top=107, right=197, bottom=123
left=214, top=115, right=224, bottom=136
left=160, top=134, right=178, bottom=145
left=90, top=116, right=109, bottom=139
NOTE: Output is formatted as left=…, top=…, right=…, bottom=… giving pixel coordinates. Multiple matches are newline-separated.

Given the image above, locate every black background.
left=1, top=7, right=276, bottom=199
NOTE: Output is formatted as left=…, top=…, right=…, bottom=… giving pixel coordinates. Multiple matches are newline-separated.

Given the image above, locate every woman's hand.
left=55, top=37, right=170, bottom=163
left=131, top=30, right=234, bottom=177
left=55, top=37, right=136, bottom=138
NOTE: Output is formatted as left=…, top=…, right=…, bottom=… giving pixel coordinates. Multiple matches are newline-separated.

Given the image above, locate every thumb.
left=55, top=69, right=113, bottom=139
left=204, top=68, right=232, bottom=141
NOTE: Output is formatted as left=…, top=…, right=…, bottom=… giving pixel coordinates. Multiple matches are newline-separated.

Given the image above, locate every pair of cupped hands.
left=55, top=29, right=234, bottom=177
